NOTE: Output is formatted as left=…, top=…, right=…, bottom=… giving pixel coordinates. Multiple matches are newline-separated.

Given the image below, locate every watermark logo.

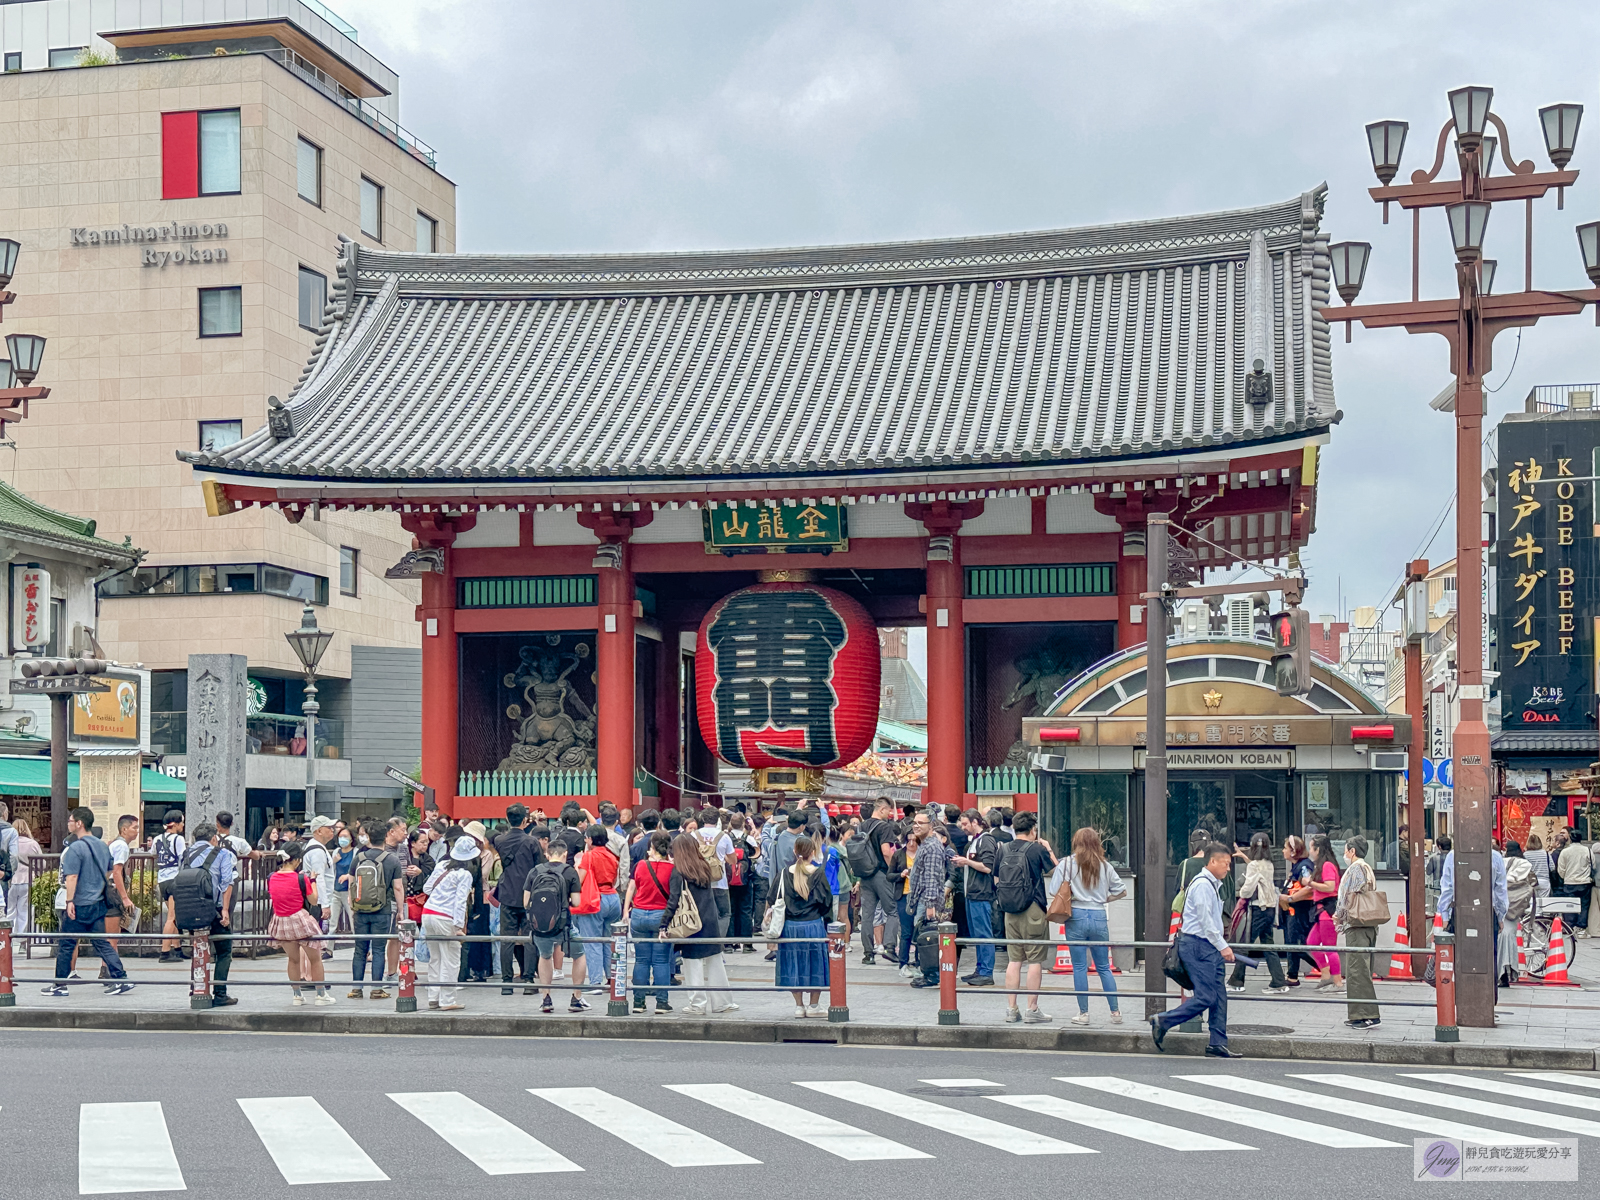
left=1414, top=1139, right=1578, bottom=1182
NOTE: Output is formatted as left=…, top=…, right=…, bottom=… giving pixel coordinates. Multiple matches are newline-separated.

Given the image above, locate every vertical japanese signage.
left=11, top=566, right=50, bottom=651
left=1495, top=417, right=1600, bottom=729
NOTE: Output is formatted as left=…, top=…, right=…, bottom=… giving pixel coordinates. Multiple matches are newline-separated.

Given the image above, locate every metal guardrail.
left=0, top=918, right=1464, bottom=1039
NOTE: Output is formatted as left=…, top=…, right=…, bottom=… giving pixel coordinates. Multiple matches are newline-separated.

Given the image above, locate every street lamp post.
left=1324, top=86, right=1599, bottom=1028
left=284, top=604, right=333, bottom=820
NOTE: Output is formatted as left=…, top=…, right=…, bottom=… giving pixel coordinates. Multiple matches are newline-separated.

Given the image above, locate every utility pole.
left=1142, top=512, right=1168, bottom=1020
left=1403, top=559, right=1429, bottom=970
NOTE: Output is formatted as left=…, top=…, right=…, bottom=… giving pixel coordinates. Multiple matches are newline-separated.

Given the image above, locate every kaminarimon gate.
left=183, top=186, right=1344, bottom=856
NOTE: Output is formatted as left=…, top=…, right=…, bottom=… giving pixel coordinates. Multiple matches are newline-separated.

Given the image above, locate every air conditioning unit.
left=1030, top=752, right=1067, bottom=774
left=1369, top=751, right=1407, bottom=771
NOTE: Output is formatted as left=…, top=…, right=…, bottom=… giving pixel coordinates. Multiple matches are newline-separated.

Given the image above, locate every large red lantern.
left=695, top=581, right=880, bottom=770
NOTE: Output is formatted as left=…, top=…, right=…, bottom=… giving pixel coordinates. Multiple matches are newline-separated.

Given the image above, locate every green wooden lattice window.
left=458, top=575, right=596, bottom=608
left=964, top=563, right=1115, bottom=598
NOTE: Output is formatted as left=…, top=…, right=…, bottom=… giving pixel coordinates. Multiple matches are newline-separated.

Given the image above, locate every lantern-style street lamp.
left=1323, top=86, right=1600, bottom=1031
left=0, top=243, right=48, bottom=437
left=285, top=604, right=334, bottom=819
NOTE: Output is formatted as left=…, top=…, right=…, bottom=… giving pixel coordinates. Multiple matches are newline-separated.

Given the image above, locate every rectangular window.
left=5, top=53, right=21, bottom=73
left=359, top=176, right=383, bottom=240
left=48, top=48, right=83, bottom=69
left=296, top=137, right=322, bottom=204
left=339, top=547, right=358, bottom=596
left=101, top=564, right=328, bottom=606
left=199, top=109, right=241, bottom=194
left=297, top=267, right=327, bottom=331
left=199, top=287, right=243, bottom=337
left=198, top=420, right=242, bottom=452
left=163, top=108, right=241, bottom=199
left=416, top=211, right=437, bottom=253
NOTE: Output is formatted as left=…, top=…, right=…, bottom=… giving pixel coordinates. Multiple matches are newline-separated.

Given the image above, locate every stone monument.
left=185, top=653, right=248, bottom=828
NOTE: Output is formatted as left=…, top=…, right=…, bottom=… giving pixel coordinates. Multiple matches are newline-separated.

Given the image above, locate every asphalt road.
left=5, top=1029, right=1595, bottom=1198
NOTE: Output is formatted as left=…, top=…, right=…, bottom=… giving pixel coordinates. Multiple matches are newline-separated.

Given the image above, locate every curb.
left=0, top=1008, right=1593, bottom=1069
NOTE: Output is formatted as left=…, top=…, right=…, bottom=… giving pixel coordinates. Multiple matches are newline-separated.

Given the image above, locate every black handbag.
left=1162, top=938, right=1193, bottom=991
left=298, top=872, right=323, bottom=922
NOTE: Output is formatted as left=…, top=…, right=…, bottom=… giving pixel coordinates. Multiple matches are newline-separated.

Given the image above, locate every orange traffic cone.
left=1542, top=917, right=1578, bottom=986
left=1050, top=922, right=1073, bottom=974
left=1387, top=911, right=1414, bottom=980
left=1168, top=909, right=1181, bottom=941
left=1516, top=923, right=1527, bottom=980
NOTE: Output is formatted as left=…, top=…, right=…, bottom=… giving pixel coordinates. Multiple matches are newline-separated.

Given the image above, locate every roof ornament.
left=266, top=395, right=293, bottom=442
left=1244, top=230, right=1274, bottom=420
left=385, top=547, right=444, bottom=578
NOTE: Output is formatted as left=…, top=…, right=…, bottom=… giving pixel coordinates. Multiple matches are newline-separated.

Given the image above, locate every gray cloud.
left=341, top=0, right=1600, bottom=627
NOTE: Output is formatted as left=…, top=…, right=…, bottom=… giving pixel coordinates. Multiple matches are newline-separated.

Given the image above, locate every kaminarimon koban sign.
left=69, top=221, right=230, bottom=268
left=695, top=582, right=879, bottom=770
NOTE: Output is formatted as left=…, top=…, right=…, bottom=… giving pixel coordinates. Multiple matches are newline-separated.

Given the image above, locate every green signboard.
left=702, top=503, right=849, bottom=554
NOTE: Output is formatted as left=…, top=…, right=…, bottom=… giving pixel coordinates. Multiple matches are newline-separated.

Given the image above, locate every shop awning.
left=0, top=755, right=185, bottom=801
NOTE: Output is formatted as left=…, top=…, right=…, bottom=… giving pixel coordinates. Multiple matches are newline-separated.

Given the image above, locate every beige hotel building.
left=0, top=0, right=455, bottom=833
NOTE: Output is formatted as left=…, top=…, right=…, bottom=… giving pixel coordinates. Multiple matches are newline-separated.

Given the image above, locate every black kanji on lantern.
left=705, top=588, right=848, bottom=767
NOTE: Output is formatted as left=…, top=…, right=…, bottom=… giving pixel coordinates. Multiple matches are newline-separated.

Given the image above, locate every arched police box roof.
left=180, top=188, right=1335, bottom=492
left=1044, top=636, right=1388, bottom=720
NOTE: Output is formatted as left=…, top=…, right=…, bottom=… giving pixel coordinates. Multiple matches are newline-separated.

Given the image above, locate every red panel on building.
left=695, top=582, right=879, bottom=770
left=161, top=111, right=200, bottom=200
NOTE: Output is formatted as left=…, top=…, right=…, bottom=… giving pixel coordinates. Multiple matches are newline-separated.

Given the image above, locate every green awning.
left=0, top=755, right=185, bottom=801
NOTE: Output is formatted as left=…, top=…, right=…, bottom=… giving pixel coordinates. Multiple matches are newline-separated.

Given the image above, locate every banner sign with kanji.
left=11, top=565, right=49, bottom=651
left=702, top=503, right=848, bottom=554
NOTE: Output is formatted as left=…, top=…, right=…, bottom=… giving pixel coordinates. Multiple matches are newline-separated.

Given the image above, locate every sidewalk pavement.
left=7, top=937, right=1598, bottom=1067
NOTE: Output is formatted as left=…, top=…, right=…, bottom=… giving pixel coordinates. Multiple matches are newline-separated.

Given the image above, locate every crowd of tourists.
left=9, top=794, right=1597, bottom=1041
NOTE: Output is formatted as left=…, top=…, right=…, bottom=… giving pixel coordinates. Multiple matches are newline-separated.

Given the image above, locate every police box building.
left=180, top=185, right=1407, bottom=896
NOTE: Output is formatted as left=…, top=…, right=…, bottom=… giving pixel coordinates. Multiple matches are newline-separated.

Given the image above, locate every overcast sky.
left=342, top=0, right=1600, bottom=635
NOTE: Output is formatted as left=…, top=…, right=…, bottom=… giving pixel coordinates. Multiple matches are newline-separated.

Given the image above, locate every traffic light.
left=1269, top=608, right=1312, bottom=697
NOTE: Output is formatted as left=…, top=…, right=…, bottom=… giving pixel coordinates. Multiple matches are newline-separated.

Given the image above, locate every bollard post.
left=0, top=918, right=13, bottom=1007
left=1434, top=931, right=1459, bottom=1043
left=608, top=921, right=630, bottom=1016
left=396, top=920, right=417, bottom=1013
left=826, top=921, right=848, bottom=1023
left=937, top=920, right=959, bottom=1026
left=189, top=931, right=212, bottom=1010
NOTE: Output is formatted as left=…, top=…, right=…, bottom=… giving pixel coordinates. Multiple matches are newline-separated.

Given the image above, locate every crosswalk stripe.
left=1511, top=1071, right=1600, bottom=1093
left=389, top=1091, right=583, bottom=1175
left=1401, top=1073, right=1600, bottom=1116
left=79, top=1103, right=186, bottom=1195
left=992, top=1094, right=1254, bottom=1151
left=529, top=1087, right=760, bottom=1166
left=795, top=1081, right=1093, bottom=1155
left=237, top=1097, right=390, bottom=1184
left=1290, top=1074, right=1600, bottom=1140
left=919, top=1079, right=1001, bottom=1088
left=1186, top=1077, right=1546, bottom=1145
left=666, top=1084, right=929, bottom=1161
left=1062, top=1078, right=1401, bottom=1149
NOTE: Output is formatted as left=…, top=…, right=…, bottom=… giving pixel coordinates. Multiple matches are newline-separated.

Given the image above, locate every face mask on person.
left=338, top=835, right=352, bottom=848
left=357, top=834, right=370, bottom=846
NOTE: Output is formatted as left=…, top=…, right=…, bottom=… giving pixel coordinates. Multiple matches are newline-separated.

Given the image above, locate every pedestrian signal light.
left=1269, top=608, right=1312, bottom=697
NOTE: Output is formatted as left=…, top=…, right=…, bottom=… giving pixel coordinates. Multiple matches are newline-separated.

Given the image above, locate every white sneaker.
left=291, top=994, right=305, bottom=1006
left=1022, top=1008, right=1052, bottom=1024
left=805, top=1004, right=827, bottom=1018
left=898, top=965, right=917, bottom=979
left=314, top=994, right=337, bottom=1006
left=1109, top=1011, right=1124, bottom=1025
left=1265, top=984, right=1291, bottom=994
left=794, top=1005, right=807, bottom=1019
left=711, top=1003, right=741, bottom=1014
left=1226, top=984, right=1247, bottom=994
left=1070, top=1012, right=1091, bottom=1026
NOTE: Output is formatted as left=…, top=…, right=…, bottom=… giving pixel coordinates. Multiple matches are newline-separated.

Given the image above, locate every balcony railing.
left=151, top=711, right=345, bottom=758
left=262, top=47, right=436, bottom=169
left=1524, top=383, right=1600, bottom=413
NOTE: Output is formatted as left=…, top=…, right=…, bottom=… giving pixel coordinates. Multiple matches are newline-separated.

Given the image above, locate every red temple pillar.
left=907, top=500, right=983, bottom=813
left=579, top=509, right=652, bottom=816
left=403, top=513, right=474, bottom=819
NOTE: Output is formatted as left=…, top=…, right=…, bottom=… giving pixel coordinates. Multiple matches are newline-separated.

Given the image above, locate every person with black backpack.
left=848, top=798, right=903, bottom=965
left=347, top=828, right=404, bottom=1000
left=524, top=836, right=583, bottom=1015
left=154, top=810, right=187, bottom=962
left=171, top=822, right=237, bottom=1005
left=995, top=811, right=1057, bottom=1023
left=952, top=808, right=998, bottom=985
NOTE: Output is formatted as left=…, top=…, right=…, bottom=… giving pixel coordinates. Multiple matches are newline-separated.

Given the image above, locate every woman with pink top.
left=1306, top=833, right=1344, bottom=992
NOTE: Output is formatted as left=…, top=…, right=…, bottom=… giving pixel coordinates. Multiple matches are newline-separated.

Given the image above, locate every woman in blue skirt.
left=770, top=835, right=833, bottom=1017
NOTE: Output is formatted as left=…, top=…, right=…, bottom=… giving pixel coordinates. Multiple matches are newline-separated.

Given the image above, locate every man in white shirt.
left=691, top=808, right=735, bottom=927
left=302, top=816, right=338, bottom=959
left=1555, top=834, right=1592, bottom=937
left=1151, top=841, right=1239, bottom=1059
left=154, top=810, right=187, bottom=962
